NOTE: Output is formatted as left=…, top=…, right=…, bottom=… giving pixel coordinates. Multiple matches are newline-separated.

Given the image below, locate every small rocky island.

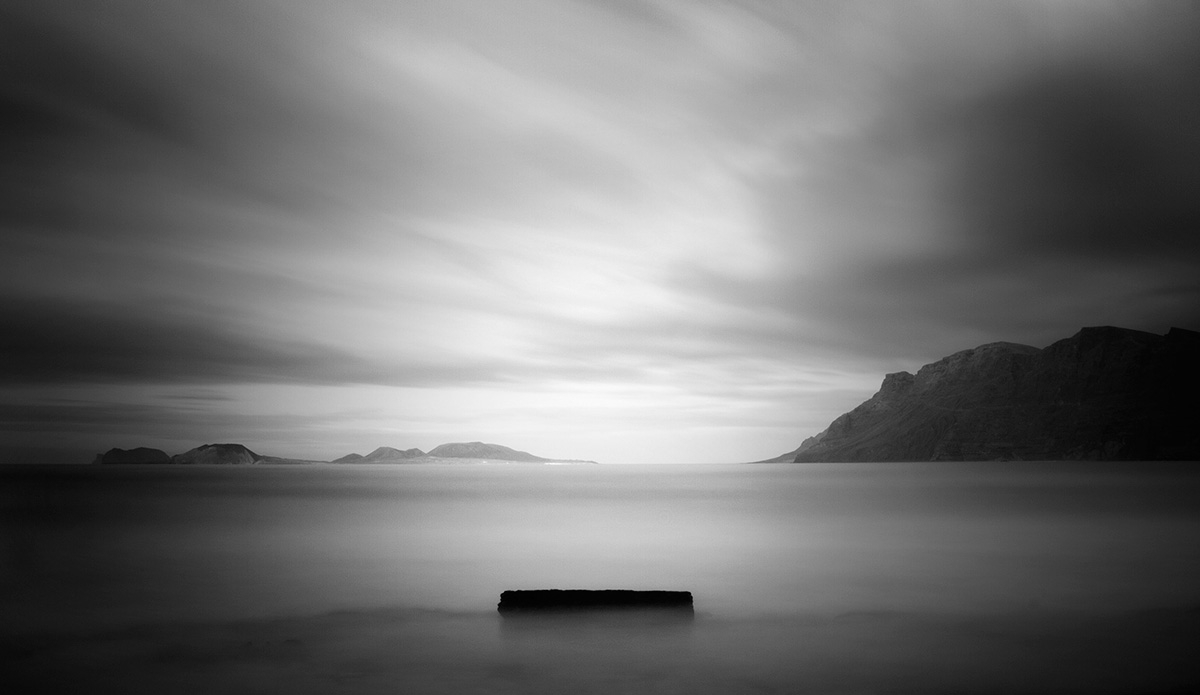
left=94, top=443, right=265, bottom=465
left=91, top=441, right=594, bottom=465
left=331, top=441, right=596, bottom=464
left=332, top=446, right=426, bottom=463
left=92, top=447, right=171, bottom=465
left=170, top=443, right=263, bottom=465
left=769, top=326, right=1199, bottom=462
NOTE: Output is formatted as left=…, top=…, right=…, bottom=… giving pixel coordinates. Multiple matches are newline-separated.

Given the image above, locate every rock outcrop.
left=786, top=326, right=1200, bottom=462
left=171, top=443, right=263, bottom=465
left=92, top=447, right=171, bottom=464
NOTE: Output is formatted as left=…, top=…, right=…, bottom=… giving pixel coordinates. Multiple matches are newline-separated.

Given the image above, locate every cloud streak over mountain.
left=3, top=1, right=1198, bottom=462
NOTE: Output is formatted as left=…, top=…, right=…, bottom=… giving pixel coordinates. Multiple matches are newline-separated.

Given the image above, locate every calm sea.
left=3, top=462, right=1200, bottom=693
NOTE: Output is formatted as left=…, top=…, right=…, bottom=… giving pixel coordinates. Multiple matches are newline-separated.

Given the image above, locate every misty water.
left=4, top=463, right=1200, bottom=693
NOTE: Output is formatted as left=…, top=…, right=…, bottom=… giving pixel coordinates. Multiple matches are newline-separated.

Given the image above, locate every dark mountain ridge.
left=331, top=442, right=594, bottom=464
left=426, top=441, right=547, bottom=462
left=333, top=446, right=426, bottom=463
left=92, top=447, right=171, bottom=465
left=778, top=326, right=1199, bottom=462
left=170, top=443, right=263, bottom=465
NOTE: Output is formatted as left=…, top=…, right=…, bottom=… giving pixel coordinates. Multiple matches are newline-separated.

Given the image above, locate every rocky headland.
left=772, top=326, right=1199, bottom=462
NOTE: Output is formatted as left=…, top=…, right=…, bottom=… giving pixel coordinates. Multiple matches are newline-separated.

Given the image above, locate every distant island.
left=763, top=326, right=1199, bottom=462
left=92, top=441, right=596, bottom=465
left=92, top=443, right=262, bottom=465
left=330, top=441, right=594, bottom=464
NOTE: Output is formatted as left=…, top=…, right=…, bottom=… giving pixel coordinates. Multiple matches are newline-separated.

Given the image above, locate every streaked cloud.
left=2, top=1, right=1197, bottom=462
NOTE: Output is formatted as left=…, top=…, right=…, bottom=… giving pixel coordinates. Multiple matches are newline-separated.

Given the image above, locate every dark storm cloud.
left=0, top=0, right=508, bottom=264
left=0, top=400, right=196, bottom=434
left=0, top=398, right=328, bottom=437
left=895, top=9, right=1200, bottom=338
left=0, top=4, right=196, bottom=156
left=0, top=1, right=333, bottom=232
left=0, top=4, right=189, bottom=234
left=744, top=2, right=1200, bottom=363
left=921, top=50, right=1200, bottom=265
left=0, top=294, right=349, bottom=385
left=0, top=294, right=515, bottom=387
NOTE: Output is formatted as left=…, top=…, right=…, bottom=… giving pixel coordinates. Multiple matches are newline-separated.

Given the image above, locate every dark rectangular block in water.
left=498, top=589, right=693, bottom=614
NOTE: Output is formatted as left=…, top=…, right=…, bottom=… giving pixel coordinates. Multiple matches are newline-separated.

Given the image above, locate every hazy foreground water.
left=3, top=462, right=1200, bottom=693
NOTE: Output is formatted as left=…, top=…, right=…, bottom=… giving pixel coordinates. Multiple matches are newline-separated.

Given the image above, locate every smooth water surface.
left=4, top=463, right=1200, bottom=693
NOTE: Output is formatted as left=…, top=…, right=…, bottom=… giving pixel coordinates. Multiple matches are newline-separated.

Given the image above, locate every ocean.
left=3, top=462, right=1199, bottom=693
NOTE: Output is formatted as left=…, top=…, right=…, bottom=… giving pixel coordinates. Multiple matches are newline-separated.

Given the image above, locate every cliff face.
left=792, top=326, right=1200, bottom=462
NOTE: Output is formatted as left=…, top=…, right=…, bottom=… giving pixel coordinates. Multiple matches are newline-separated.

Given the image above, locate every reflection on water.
left=499, top=607, right=694, bottom=640
left=3, top=462, right=1200, bottom=692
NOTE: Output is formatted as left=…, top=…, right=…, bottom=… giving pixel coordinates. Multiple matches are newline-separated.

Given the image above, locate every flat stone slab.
left=497, top=589, right=694, bottom=614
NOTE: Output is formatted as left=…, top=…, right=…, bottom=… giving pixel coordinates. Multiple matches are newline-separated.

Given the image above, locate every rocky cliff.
left=787, top=326, right=1200, bottom=462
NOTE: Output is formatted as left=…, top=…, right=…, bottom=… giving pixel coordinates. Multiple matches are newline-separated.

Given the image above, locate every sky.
left=2, top=0, right=1199, bottom=464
